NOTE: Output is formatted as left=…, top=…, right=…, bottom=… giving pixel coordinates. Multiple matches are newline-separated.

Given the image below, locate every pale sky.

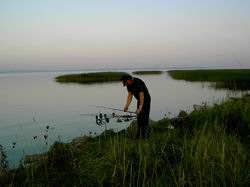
left=0, top=0, right=249, bottom=71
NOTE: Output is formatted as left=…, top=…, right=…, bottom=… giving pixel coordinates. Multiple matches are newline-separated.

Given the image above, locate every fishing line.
left=234, top=56, right=245, bottom=70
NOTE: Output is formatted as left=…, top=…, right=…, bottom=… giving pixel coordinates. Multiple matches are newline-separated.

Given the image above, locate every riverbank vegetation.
left=168, top=69, right=250, bottom=90
left=132, top=71, right=163, bottom=75
left=55, top=72, right=129, bottom=84
left=1, top=96, right=250, bottom=186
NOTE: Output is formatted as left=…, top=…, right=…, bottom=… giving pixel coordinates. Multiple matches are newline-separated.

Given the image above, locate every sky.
left=0, top=0, right=250, bottom=71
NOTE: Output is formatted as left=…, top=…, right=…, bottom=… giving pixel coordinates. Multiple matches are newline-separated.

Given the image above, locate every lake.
left=0, top=69, right=239, bottom=167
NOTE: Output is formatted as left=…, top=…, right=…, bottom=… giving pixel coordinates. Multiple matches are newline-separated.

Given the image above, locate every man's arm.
left=135, top=92, right=144, bottom=115
left=124, top=92, right=133, bottom=112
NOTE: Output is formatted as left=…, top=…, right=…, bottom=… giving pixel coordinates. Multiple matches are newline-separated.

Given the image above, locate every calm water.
left=0, top=70, right=237, bottom=167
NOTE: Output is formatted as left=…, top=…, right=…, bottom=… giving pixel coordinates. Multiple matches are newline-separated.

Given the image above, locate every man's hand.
left=135, top=107, right=142, bottom=115
left=124, top=106, right=129, bottom=112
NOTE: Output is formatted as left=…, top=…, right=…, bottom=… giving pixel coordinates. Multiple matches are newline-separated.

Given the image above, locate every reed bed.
left=55, top=72, right=129, bottom=84
left=132, top=71, right=163, bottom=75
left=168, top=69, right=250, bottom=90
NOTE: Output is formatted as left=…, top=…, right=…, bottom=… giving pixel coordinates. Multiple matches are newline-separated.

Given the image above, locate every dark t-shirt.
left=127, top=77, right=151, bottom=102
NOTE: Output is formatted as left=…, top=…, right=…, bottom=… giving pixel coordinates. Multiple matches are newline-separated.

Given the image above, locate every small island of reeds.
left=168, top=69, right=250, bottom=90
left=55, top=72, right=129, bottom=84
left=132, top=70, right=163, bottom=75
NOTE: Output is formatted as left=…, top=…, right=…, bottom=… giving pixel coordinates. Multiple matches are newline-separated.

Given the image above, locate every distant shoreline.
left=0, top=66, right=224, bottom=75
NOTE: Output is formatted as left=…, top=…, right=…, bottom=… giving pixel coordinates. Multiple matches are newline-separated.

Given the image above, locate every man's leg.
left=141, top=125, right=146, bottom=138
left=137, top=100, right=150, bottom=138
left=141, top=102, right=150, bottom=138
left=136, top=123, right=142, bottom=139
left=137, top=111, right=149, bottom=138
left=137, top=114, right=143, bottom=138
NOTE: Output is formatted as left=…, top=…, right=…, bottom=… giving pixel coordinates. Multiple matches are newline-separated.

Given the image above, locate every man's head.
left=121, top=74, right=133, bottom=86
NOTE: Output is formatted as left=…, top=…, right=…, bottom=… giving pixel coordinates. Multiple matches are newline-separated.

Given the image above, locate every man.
left=121, top=74, right=151, bottom=138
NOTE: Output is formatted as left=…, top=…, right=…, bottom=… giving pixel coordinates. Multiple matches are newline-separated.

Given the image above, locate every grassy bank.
left=168, top=69, right=250, bottom=90
left=1, top=96, right=250, bottom=186
left=55, top=72, right=129, bottom=84
left=132, top=71, right=163, bottom=75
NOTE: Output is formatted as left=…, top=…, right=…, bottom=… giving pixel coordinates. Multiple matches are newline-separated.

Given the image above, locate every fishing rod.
left=89, top=105, right=136, bottom=114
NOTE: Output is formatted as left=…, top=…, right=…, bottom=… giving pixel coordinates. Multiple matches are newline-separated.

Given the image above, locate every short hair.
left=120, top=74, right=132, bottom=82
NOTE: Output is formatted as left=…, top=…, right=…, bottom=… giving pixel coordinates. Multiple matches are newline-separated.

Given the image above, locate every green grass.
left=132, top=71, right=163, bottom=75
left=55, top=72, right=129, bottom=84
left=1, top=97, right=250, bottom=186
left=168, top=69, right=250, bottom=90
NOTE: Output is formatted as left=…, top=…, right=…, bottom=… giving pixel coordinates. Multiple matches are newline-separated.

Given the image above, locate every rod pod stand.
left=95, top=113, right=110, bottom=135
